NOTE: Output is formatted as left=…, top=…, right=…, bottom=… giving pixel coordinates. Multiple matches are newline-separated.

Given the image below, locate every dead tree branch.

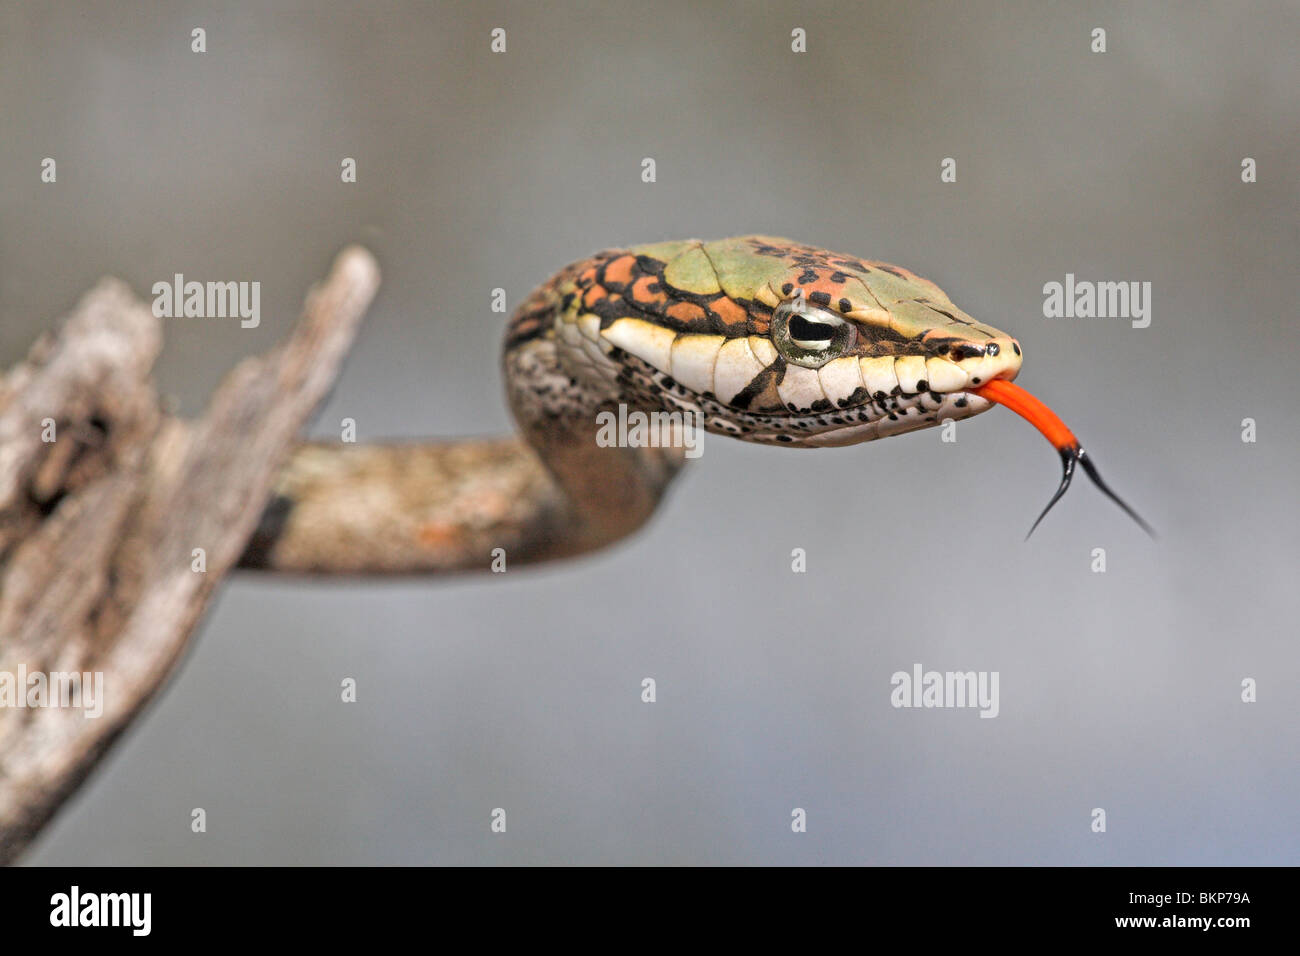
left=0, top=247, right=379, bottom=863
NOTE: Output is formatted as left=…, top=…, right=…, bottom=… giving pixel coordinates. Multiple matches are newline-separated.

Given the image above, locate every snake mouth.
left=576, top=307, right=1026, bottom=449
left=712, top=346, right=1026, bottom=448
left=757, top=341, right=1023, bottom=446
left=745, top=385, right=994, bottom=447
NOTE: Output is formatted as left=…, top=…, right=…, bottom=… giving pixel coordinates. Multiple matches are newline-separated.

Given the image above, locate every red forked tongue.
left=970, top=379, right=1154, bottom=539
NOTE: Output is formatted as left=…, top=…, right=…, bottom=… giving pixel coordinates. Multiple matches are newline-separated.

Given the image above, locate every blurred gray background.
left=3, top=1, right=1297, bottom=864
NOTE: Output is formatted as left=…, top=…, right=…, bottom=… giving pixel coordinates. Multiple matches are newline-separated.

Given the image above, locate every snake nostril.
left=1012, top=341, right=1021, bottom=356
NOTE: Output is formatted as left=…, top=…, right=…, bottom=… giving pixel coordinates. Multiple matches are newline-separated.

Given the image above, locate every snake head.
left=513, top=235, right=1151, bottom=537
left=560, top=236, right=1024, bottom=447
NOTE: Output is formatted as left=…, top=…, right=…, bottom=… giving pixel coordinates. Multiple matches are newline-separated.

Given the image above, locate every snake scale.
left=241, top=236, right=1149, bottom=574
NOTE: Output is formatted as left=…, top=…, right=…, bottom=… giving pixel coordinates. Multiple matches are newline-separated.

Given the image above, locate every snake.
left=240, top=236, right=1150, bottom=574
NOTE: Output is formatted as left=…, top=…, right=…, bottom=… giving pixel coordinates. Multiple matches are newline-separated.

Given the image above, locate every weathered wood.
left=0, top=248, right=379, bottom=863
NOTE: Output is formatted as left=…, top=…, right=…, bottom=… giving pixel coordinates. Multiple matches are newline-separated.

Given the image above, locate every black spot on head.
left=730, top=361, right=782, bottom=411
left=838, top=297, right=852, bottom=313
left=971, top=376, right=981, bottom=384
left=781, top=283, right=794, bottom=295
left=955, top=398, right=968, bottom=408
left=776, top=434, right=793, bottom=442
left=807, top=291, right=831, bottom=308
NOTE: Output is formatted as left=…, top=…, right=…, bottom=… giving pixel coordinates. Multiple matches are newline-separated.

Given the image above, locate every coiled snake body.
left=242, top=236, right=1148, bottom=574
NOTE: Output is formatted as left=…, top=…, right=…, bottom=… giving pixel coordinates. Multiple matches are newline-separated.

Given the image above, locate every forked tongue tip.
left=970, top=379, right=1154, bottom=539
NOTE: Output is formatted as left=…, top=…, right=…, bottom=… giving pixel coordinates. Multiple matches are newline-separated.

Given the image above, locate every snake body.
left=241, top=236, right=1073, bottom=574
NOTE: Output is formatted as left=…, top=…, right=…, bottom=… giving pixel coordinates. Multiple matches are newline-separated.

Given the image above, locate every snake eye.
left=772, top=299, right=857, bottom=368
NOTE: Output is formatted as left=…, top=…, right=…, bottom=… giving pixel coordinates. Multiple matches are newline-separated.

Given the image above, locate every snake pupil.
left=787, top=314, right=835, bottom=346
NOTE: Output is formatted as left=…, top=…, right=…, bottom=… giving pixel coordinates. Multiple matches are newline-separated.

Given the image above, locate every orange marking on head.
left=603, top=255, right=636, bottom=287
left=667, top=301, right=706, bottom=323
left=796, top=276, right=843, bottom=298
left=582, top=284, right=608, bottom=309
left=709, top=296, right=747, bottom=329
left=631, top=275, right=665, bottom=305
